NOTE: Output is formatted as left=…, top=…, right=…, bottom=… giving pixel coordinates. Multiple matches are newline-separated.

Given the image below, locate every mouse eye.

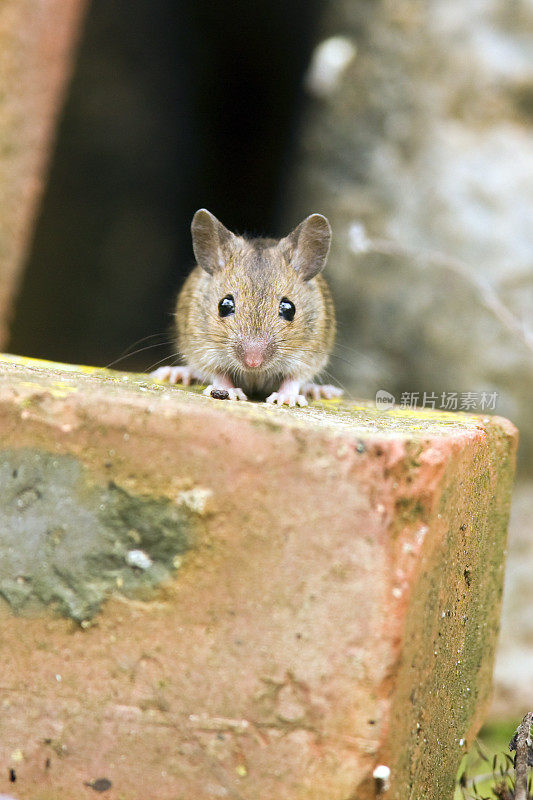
left=279, top=297, right=295, bottom=321
left=218, top=294, right=235, bottom=317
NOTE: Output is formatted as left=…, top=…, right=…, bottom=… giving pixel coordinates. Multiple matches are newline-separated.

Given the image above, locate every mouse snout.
left=235, top=337, right=275, bottom=370
left=243, top=345, right=265, bottom=368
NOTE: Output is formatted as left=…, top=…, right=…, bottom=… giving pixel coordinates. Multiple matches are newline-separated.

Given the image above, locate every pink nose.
left=243, top=346, right=265, bottom=369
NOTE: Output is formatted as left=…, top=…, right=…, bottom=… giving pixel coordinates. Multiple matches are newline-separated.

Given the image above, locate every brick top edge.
left=0, top=353, right=517, bottom=443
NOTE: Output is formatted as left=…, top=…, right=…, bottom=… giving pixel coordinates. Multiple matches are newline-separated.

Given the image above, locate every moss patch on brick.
left=0, top=449, right=195, bottom=621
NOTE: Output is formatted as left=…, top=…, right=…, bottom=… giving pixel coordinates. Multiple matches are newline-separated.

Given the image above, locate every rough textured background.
left=288, top=0, right=533, bottom=471
left=0, top=355, right=517, bottom=800
left=0, top=0, right=87, bottom=346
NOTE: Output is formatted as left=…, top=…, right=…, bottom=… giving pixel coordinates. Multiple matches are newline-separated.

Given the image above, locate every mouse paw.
left=301, top=383, right=343, bottom=401
left=203, top=385, right=247, bottom=401
left=150, top=366, right=203, bottom=386
left=266, top=390, right=308, bottom=408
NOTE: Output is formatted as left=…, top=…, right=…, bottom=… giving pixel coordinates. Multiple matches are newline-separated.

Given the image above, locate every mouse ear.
left=191, top=209, right=234, bottom=274
left=279, top=214, right=331, bottom=281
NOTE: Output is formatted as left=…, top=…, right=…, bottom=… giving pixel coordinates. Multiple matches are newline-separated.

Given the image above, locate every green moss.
left=395, top=496, right=427, bottom=525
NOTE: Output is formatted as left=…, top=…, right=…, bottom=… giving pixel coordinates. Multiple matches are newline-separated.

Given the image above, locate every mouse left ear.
left=279, top=214, right=331, bottom=281
left=191, top=209, right=235, bottom=274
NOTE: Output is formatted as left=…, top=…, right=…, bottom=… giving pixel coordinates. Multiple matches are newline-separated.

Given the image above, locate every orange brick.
left=0, top=355, right=518, bottom=800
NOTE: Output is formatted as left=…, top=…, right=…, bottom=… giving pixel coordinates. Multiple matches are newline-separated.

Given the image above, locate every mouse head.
left=190, top=208, right=332, bottom=382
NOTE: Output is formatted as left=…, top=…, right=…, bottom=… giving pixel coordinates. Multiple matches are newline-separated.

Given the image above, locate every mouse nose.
left=235, top=337, right=275, bottom=369
left=242, top=344, right=266, bottom=369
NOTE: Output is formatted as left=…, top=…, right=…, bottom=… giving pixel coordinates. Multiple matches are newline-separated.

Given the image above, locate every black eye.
left=279, top=297, right=295, bottom=321
left=218, top=294, right=235, bottom=317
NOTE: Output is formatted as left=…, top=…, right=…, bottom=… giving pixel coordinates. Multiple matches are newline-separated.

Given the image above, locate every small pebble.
left=125, top=549, right=152, bottom=570
left=210, top=388, right=229, bottom=400
left=373, top=764, right=391, bottom=793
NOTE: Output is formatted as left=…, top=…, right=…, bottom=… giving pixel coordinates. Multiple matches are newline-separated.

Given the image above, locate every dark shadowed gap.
left=8, top=0, right=323, bottom=369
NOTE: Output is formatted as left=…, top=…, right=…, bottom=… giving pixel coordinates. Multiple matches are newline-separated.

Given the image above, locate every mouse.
left=150, top=208, right=342, bottom=407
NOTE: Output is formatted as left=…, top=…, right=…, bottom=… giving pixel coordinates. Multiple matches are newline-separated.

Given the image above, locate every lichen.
left=0, top=449, right=196, bottom=621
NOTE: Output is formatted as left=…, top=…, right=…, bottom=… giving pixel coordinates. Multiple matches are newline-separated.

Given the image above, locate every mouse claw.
left=227, top=387, right=247, bottom=401
left=150, top=366, right=202, bottom=386
left=301, top=383, right=343, bottom=401
left=266, top=391, right=308, bottom=408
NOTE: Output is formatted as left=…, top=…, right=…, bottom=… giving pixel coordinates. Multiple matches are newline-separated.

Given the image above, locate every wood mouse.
left=151, top=209, right=342, bottom=407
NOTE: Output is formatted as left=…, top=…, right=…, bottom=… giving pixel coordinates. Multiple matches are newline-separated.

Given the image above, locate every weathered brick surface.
left=0, top=0, right=87, bottom=346
left=0, top=355, right=517, bottom=800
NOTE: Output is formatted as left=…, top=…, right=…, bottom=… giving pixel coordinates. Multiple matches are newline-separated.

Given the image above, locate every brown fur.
left=175, top=211, right=337, bottom=397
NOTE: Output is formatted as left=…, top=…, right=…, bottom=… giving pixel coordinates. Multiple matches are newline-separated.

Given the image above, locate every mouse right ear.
left=191, top=209, right=234, bottom=274
left=279, top=213, right=332, bottom=281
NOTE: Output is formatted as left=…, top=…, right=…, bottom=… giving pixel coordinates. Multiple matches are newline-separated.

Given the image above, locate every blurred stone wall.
left=492, top=483, right=533, bottom=717
left=287, top=0, right=533, bottom=717
left=287, top=0, right=533, bottom=474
